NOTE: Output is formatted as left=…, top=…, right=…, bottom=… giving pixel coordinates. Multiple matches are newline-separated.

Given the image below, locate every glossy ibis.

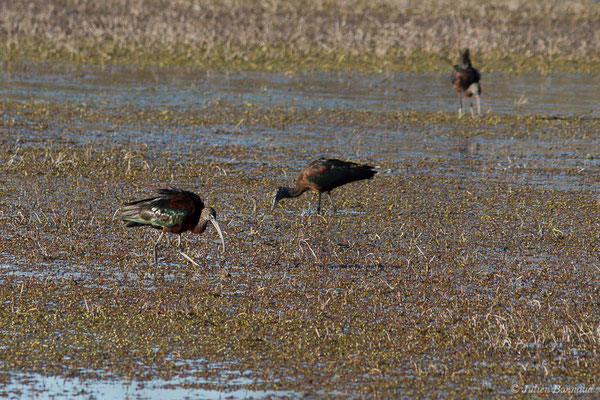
left=272, top=157, right=377, bottom=213
left=452, top=49, right=481, bottom=117
left=121, top=188, right=225, bottom=266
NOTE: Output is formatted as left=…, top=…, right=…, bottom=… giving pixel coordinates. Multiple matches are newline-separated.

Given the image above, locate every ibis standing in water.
left=272, top=157, right=377, bottom=214
left=120, top=188, right=225, bottom=266
left=451, top=49, right=481, bottom=117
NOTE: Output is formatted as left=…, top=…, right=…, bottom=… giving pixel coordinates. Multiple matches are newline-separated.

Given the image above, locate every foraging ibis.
left=272, top=157, right=377, bottom=213
left=121, top=188, right=225, bottom=266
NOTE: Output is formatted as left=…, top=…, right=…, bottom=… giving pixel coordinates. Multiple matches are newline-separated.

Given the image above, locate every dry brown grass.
left=1, top=0, right=600, bottom=71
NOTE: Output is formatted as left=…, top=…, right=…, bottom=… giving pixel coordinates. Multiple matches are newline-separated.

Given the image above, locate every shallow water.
left=1, top=64, right=599, bottom=116
left=3, top=65, right=598, bottom=196
left=1, top=372, right=299, bottom=400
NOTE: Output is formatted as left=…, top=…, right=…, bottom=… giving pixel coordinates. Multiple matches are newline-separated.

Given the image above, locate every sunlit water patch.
left=1, top=372, right=300, bottom=400
left=1, top=65, right=599, bottom=116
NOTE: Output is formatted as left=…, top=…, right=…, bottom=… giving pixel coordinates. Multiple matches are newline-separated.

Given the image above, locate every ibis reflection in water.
left=272, top=157, right=377, bottom=214
left=452, top=48, right=481, bottom=117
left=120, top=188, right=225, bottom=266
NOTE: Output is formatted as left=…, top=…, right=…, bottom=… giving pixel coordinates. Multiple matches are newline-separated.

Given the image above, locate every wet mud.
left=0, top=71, right=600, bottom=397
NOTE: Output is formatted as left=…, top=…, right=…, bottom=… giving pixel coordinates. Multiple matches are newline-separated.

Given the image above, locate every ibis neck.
left=460, top=55, right=471, bottom=68
left=192, top=220, right=209, bottom=234
left=286, top=186, right=308, bottom=198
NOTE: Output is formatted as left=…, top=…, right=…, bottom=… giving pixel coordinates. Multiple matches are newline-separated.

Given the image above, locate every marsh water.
left=2, top=65, right=600, bottom=116
left=1, top=64, right=600, bottom=398
left=2, top=372, right=297, bottom=400
left=2, top=65, right=599, bottom=193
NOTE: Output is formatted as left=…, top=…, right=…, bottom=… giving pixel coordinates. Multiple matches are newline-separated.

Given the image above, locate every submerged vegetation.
left=2, top=0, right=600, bottom=72
left=1, top=97, right=600, bottom=396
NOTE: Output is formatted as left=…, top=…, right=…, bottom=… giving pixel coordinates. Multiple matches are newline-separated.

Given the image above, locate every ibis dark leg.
left=154, top=231, right=165, bottom=266
left=327, top=192, right=337, bottom=213
left=316, top=192, right=322, bottom=214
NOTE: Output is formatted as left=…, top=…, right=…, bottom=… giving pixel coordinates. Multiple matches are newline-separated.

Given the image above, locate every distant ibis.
left=121, top=188, right=225, bottom=266
left=452, top=49, right=481, bottom=117
left=272, top=157, right=377, bottom=214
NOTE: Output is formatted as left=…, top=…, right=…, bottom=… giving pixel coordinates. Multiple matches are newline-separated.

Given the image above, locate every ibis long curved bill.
left=209, top=214, right=225, bottom=253
left=271, top=188, right=286, bottom=211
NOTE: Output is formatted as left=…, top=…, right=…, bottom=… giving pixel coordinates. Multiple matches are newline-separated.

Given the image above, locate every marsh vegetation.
left=2, top=0, right=600, bottom=72
left=1, top=92, right=599, bottom=396
left=1, top=0, right=600, bottom=397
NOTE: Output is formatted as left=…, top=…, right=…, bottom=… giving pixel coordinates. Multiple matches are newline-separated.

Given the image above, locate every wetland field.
left=0, top=65, right=599, bottom=398
left=1, top=0, right=600, bottom=398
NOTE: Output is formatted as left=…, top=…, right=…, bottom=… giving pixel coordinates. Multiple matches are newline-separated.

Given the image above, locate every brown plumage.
left=272, top=157, right=377, bottom=213
left=451, top=49, right=481, bottom=117
left=120, top=188, right=225, bottom=266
